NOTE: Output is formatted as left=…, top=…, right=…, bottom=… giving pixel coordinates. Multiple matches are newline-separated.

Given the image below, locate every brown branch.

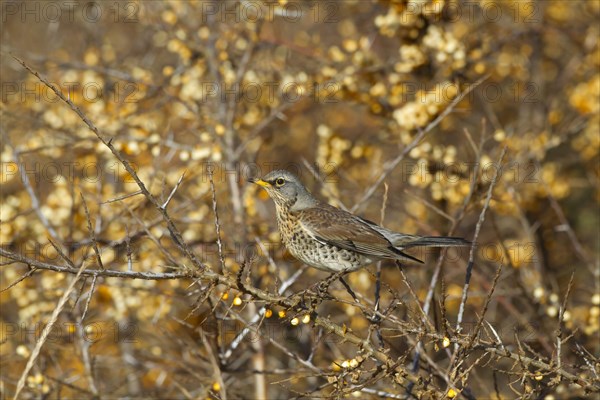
left=14, top=260, right=89, bottom=399
left=11, top=54, right=207, bottom=272
left=80, top=193, right=104, bottom=270
left=536, top=160, right=589, bottom=264
left=209, top=169, right=226, bottom=275
left=3, top=133, right=61, bottom=243
left=0, top=267, right=37, bottom=292
left=351, top=75, right=489, bottom=214
left=556, top=272, right=575, bottom=375
left=455, top=146, right=508, bottom=334
left=0, top=247, right=188, bottom=280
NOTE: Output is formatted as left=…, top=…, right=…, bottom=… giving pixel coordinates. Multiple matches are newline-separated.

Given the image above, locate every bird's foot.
left=366, top=312, right=382, bottom=324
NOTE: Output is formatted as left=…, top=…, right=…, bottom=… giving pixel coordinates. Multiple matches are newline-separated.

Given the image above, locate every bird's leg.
left=313, top=271, right=344, bottom=298
left=292, top=271, right=337, bottom=309
left=339, top=273, right=386, bottom=328
left=289, top=289, right=322, bottom=316
left=366, top=263, right=383, bottom=324
left=369, top=262, right=385, bottom=349
left=338, top=276, right=359, bottom=303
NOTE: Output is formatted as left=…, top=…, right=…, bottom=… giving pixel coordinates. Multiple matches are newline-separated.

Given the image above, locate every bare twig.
left=0, top=247, right=187, bottom=280
left=80, top=273, right=98, bottom=322
left=372, top=182, right=389, bottom=348
left=403, top=189, right=454, bottom=222
left=222, top=266, right=306, bottom=362
left=556, top=272, right=575, bottom=374
left=302, top=157, right=348, bottom=211
left=124, top=204, right=181, bottom=268
left=455, top=146, right=507, bottom=335
left=3, top=133, right=61, bottom=243
left=575, top=342, right=599, bottom=380
left=466, top=263, right=504, bottom=350
left=161, top=171, right=186, bottom=209
left=352, top=75, right=489, bottom=213
left=422, top=127, right=485, bottom=321
left=11, top=54, right=206, bottom=271
left=201, top=331, right=228, bottom=400
left=100, top=190, right=143, bottom=204
left=537, top=161, right=589, bottom=263
left=396, top=261, right=435, bottom=332
left=208, top=170, right=226, bottom=274
left=0, top=267, right=37, bottom=292
left=76, top=314, right=99, bottom=397
left=14, top=261, right=88, bottom=399
left=80, top=193, right=104, bottom=270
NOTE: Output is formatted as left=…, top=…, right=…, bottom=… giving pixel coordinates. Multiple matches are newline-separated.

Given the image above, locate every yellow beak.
left=250, top=178, right=270, bottom=188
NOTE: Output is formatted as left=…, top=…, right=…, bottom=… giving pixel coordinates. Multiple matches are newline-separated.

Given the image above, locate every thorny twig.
left=11, top=54, right=207, bottom=272
left=3, top=132, right=61, bottom=243
left=6, top=56, right=598, bottom=398
left=14, top=261, right=88, bottom=400
left=556, top=272, right=575, bottom=375
left=455, top=146, right=508, bottom=335
left=209, top=169, right=226, bottom=274
left=3, top=247, right=597, bottom=392
left=351, top=75, right=489, bottom=214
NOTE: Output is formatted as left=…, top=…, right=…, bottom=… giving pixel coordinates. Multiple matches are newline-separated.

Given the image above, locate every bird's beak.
left=249, top=178, right=270, bottom=188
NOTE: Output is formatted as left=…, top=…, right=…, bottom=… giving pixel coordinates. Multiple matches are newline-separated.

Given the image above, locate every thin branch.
left=0, top=247, right=187, bottom=280
left=3, top=133, right=61, bottom=243
left=0, top=267, right=37, bottom=292
left=221, top=266, right=306, bottom=362
left=422, top=129, right=484, bottom=317
left=455, top=146, right=507, bottom=335
left=556, top=272, right=575, bottom=374
left=302, top=157, right=348, bottom=211
left=14, top=261, right=88, bottom=399
left=466, top=263, right=504, bottom=350
left=200, top=332, right=228, bottom=400
left=100, top=190, right=143, bottom=204
left=396, top=261, right=435, bottom=332
left=161, top=171, right=186, bottom=209
left=537, top=161, right=590, bottom=263
left=351, top=75, right=489, bottom=213
left=208, top=169, right=226, bottom=274
left=81, top=273, right=99, bottom=322
left=76, top=314, right=99, bottom=397
left=80, top=193, right=104, bottom=270
left=372, top=182, right=389, bottom=348
left=11, top=54, right=206, bottom=271
left=403, top=189, right=454, bottom=222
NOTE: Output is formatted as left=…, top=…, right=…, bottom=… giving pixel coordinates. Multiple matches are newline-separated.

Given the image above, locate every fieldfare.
left=250, top=170, right=470, bottom=272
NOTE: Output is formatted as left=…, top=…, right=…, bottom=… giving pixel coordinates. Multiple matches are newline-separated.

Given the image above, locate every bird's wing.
left=297, top=205, right=423, bottom=263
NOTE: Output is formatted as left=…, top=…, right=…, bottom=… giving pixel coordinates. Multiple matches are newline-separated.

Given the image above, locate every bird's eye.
left=275, top=178, right=285, bottom=187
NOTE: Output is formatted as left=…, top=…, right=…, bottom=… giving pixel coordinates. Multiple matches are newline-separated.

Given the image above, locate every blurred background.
left=1, top=0, right=598, bottom=398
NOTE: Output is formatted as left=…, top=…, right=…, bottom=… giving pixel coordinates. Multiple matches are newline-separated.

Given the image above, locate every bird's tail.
left=401, top=236, right=471, bottom=249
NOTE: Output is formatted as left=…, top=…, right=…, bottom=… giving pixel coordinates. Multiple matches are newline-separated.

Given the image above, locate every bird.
left=249, top=170, right=470, bottom=273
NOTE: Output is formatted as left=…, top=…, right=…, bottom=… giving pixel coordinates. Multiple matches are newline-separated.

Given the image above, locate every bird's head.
left=250, top=170, right=318, bottom=211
